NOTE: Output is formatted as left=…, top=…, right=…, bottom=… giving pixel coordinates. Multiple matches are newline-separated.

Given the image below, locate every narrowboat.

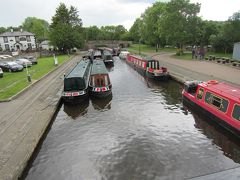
left=89, top=60, right=112, bottom=98
left=93, top=50, right=102, bottom=60
left=182, top=80, right=240, bottom=137
left=83, top=51, right=93, bottom=60
left=102, top=50, right=114, bottom=66
left=62, top=59, right=92, bottom=103
left=126, top=54, right=169, bottom=80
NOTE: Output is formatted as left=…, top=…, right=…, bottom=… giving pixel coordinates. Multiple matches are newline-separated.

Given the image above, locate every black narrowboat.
left=102, top=50, right=114, bottom=66
left=89, top=60, right=112, bottom=98
left=62, top=59, right=92, bottom=103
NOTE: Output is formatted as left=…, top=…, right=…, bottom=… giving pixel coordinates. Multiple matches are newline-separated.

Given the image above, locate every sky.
left=0, top=0, right=239, bottom=30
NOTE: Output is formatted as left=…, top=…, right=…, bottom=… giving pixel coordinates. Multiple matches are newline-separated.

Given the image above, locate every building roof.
left=91, top=60, right=108, bottom=75
left=65, top=59, right=91, bottom=79
left=0, top=31, right=35, bottom=37
left=40, top=40, right=50, bottom=46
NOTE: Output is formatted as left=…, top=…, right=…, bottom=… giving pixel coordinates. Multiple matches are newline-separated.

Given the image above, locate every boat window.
left=205, top=92, right=229, bottom=113
left=196, top=88, right=204, bottom=100
left=152, top=61, right=155, bottom=69
left=155, top=61, right=159, bottom=69
left=64, top=78, right=85, bottom=91
left=232, top=104, right=240, bottom=121
left=148, top=62, right=151, bottom=68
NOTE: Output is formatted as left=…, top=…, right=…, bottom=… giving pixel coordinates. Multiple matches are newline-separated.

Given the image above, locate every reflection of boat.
left=126, top=54, right=169, bottom=80
left=91, top=94, right=112, bottom=111
left=182, top=80, right=240, bottom=137
left=62, top=59, right=92, bottom=103
left=191, top=112, right=240, bottom=163
left=63, top=98, right=89, bottom=119
left=89, top=60, right=112, bottom=98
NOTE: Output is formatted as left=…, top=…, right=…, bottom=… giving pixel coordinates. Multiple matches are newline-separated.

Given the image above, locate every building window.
left=26, top=36, right=31, bottom=42
left=232, top=104, right=240, bottom=121
left=3, top=37, right=8, bottom=43
left=20, top=37, right=26, bottom=41
left=27, top=43, right=32, bottom=50
left=15, top=36, right=20, bottom=42
left=5, top=44, right=10, bottom=51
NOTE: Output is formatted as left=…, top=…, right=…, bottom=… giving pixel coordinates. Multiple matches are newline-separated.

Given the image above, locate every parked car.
left=0, top=61, right=24, bottom=72
left=119, top=50, right=130, bottom=60
left=0, top=67, right=3, bottom=78
left=23, top=56, right=38, bottom=65
left=15, top=58, right=32, bottom=67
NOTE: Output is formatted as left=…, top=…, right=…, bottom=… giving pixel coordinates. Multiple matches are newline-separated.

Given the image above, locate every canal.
left=24, top=57, right=240, bottom=180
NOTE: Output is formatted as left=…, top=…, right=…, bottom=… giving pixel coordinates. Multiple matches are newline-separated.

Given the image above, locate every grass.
left=173, top=51, right=232, bottom=61
left=0, top=55, right=70, bottom=100
left=128, top=44, right=178, bottom=54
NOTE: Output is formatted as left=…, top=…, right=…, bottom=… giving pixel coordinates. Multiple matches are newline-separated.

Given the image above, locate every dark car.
left=23, top=56, right=38, bottom=65
left=0, top=61, right=24, bottom=72
left=0, top=67, right=3, bottom=78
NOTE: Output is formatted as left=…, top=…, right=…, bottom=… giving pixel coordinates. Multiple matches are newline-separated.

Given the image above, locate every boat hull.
left=62, top=90, right=89, bottom=104
left=182, top=95, right=240, bottom=138
left=90, top=90, right=112, bottom=98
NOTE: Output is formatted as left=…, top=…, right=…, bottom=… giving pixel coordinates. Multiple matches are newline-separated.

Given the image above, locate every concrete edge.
left=0, top=55, right=75, bottom=103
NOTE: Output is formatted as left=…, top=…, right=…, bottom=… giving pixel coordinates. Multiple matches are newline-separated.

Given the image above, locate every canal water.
left=25, top=57, right=240, bottom=180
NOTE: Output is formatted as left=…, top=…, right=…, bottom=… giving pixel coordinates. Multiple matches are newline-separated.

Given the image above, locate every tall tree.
left=160, top=0, right=201, bottom=49
left=129, top=18, right=143, bottom=42
left=22, top=17, right=49, bottom=42
left=49, top=3, right=83, bottom=52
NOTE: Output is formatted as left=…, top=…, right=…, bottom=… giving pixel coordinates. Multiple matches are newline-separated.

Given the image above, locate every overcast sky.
left=0, top=0, right=239, bottom=30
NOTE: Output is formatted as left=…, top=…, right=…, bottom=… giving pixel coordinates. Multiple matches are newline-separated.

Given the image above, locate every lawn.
left=174, top=51, right=232, bottom=61
left=0, top=55, right=70, bottom=100
left=128, top=44, right=179, bottom=54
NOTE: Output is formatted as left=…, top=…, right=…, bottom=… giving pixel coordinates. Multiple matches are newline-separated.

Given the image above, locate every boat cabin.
left=93, top=50, right=102, bottom=59
left=102, top=50, right=114, bottom=65
left=89, top=60, right=112, bottom=98
left=62, top=59, right=91, bottom=103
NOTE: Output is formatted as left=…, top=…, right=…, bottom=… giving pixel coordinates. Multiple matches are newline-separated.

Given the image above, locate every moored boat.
left=126, top=54, right=169, bottom=80
left=89, top=60, right=112, bottom=98
left=182, top=80, right=240, bottom=137
left=62, top=59, right=92, bottom=103
left=102, top=50, right=114, bottom=66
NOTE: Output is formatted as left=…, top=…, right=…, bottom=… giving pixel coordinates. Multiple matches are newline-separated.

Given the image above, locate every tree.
left=0, top=27, right=6, bottom=34
left=129, top=18, right=143, bottom=42
left=22, top=17, right=49, bottom=42
left=160, top=0, right=201, bottom=50
left=49, top=3, right=83, bottom=52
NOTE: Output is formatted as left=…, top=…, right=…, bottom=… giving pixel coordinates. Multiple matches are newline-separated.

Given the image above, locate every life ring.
left=207, top=80, right=218, bottom=84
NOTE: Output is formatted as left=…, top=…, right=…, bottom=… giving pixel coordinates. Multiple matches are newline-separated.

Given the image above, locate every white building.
left=0, top=29, right=36, bottom=51
left=39, top=40, right=54, bottom=50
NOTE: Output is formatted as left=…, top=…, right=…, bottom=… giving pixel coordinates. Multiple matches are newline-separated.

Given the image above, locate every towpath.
left=153, top=52, right=240, bottom=85
left=0, top=55, right=81, bottom=180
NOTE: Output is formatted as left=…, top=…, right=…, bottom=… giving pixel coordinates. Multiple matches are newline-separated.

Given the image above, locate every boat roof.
left=91, top=60, right=108, bottom=75
left=130, top=54, right=155, bottom=62
left=103, top=50, right=112, bottom=56
left=65, top=59, right=90, bottom=79
left=200, top=82, right=240, bottom=102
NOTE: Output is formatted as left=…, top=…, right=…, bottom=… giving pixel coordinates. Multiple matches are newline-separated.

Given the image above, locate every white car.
left=15, top=58, right=32, bottom=67
left=119, top=51, right=130, bottom=60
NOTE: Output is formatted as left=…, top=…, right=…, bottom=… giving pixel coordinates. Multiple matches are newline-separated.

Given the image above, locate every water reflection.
left=192, top=113, right=240, bottom=163
left=63, top=98, right=89, bottom=119
left=106, top=64, right=114, bottom=72
left=91, top=94, right=112, bottom=112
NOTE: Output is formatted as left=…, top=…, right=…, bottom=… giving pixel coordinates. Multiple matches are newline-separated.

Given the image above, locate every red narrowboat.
left=126, top=54, right=169, bottom=80
left=182, top=80, right=240, bottom=137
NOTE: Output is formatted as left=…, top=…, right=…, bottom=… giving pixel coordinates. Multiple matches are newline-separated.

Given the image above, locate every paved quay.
left=153, top=52, right=240, bottom=85
left=0, top=55, right=81, bottom=180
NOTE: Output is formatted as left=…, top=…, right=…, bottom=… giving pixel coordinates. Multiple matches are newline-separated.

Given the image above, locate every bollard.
left=27, top=74, right=31, bottom=83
